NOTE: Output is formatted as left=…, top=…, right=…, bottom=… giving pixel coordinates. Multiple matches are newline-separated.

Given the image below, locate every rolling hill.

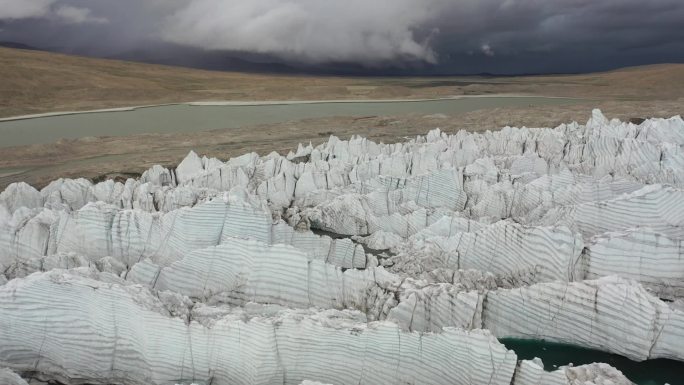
left=1, top=46, right=683, bottom=118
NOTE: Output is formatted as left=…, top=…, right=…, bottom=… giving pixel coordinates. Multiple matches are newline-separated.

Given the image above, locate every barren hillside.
left=2, top=46, right=683, bottom=118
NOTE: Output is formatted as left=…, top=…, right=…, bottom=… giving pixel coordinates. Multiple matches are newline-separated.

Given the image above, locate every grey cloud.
left=0, top=0, right=683, bottom=74
left=0, top=0, right=55, bottom=19
left=0, top=0, right=107, bottom=25
left=54, top=5, right=108, bottom=24
left=480, top=44, right=495, bottom=57
left=161, top=0, right=442, bottom=64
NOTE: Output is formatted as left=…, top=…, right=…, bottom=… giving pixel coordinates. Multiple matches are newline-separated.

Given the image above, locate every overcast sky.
left=1, top=0, right=683, bottom=74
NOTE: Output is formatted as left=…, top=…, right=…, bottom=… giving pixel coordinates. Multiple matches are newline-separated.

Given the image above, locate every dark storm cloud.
left=0, top=0, right=108, bottom=23
left=0, top=0, right=54, bottom=19
left=1, top=0, right=683, bottom=74
left=162, top=0, right=439, bottom=64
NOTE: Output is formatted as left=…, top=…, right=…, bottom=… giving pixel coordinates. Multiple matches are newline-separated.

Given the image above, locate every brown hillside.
left=1, top=47, right=683, bottom=118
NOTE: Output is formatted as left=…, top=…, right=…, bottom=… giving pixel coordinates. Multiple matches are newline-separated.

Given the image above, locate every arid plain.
left=0, top=46, right=682, bottom=189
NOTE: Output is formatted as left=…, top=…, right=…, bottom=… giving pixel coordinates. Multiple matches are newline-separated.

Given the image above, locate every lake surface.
left=502, top=339, right=684, bottom=385
left=0, top=97, right=581, bottom=148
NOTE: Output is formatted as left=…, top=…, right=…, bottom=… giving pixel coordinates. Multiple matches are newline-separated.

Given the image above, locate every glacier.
left=0, top=109, right=682, bottom=384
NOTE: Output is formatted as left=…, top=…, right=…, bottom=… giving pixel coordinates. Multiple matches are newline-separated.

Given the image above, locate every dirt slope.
left=2, top=46, right=683, bottom=118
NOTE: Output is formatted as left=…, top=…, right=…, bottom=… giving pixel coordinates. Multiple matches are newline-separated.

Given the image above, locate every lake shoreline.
left=502, top=338, right=684, bottom=385
left=0, top=99, right=679, bottom=190
left=0, top=94, right=585, bottom=123
left=0, top=96, right=584, bottom=148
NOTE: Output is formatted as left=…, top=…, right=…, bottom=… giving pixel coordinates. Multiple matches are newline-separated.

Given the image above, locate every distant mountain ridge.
left=0, top=41, right=38, bottom=50
left=0, top=40, right=569, bottom=76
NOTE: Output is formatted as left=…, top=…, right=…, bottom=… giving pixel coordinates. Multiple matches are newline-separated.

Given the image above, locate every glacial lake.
left=502, top=339, right=684, bottom=385
left=0, top=96, right=582, bottom=147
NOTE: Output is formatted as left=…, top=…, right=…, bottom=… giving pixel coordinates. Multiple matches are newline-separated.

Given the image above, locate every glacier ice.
left=1, top=109, right=682, bottom=384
